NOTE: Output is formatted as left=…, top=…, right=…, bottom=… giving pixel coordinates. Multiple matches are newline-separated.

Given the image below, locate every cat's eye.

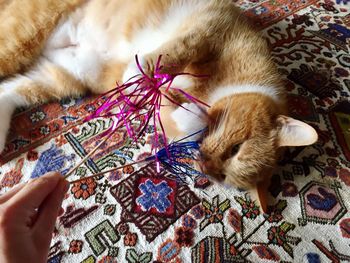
left=231, top=144, right=241, bottom=156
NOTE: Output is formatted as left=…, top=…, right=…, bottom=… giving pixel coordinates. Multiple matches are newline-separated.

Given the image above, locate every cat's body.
left=0, top=0, right=317, bottom=189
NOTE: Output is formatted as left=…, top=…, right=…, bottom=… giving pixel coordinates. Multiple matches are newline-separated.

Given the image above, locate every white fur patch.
left=1, top=77, right=29, bottom=91
left=48, top=46, right=102, bottom=85
left=122, top=56, right=148, bottom=82
left=122, top=56, right=147, bottom=93
left=209, top=84, right=282, bottom=105
left=45, top=16, right=79, bottom=50
left=171, top=103, right=207, bottom=138
left=114, top=38, right=132, bottom=62
left=170, top=75, right=194, bottom=90
left=126, top=1, right=203, bottom=57
left=43, top=6, right=106, bottom=86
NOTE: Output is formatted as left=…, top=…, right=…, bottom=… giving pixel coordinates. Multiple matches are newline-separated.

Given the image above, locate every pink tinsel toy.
left=86, top=55, right=209, bottom=156
left=65, top=55, right=209, bottom=178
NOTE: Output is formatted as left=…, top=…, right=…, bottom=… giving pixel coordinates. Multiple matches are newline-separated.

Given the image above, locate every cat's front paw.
left=122, top=55, right=156, bottom=83
left=171, top=103, right=207, bottom=138
left=143, top=53, right=182, bottom=75
left=122, top=56, right=155, bottom=94
left=123, top=57, right=143, bottom=84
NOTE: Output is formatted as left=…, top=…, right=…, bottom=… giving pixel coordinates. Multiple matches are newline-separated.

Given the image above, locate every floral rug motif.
left=1, top=0, right=350, bottom=262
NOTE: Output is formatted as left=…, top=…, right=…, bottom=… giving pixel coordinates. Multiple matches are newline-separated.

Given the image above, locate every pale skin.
left=0, top=172, right=68, bottom=263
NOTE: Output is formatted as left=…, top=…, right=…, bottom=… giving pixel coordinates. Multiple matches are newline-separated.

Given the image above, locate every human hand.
left=0, top=172, right=69, bottom=263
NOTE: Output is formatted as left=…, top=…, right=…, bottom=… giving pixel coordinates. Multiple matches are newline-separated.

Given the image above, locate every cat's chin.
left=195, top=160, right=226, bottom=183
left=206, top=172, right=226, bottom=184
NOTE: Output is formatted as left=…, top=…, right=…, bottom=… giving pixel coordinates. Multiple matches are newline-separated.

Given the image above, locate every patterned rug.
left=1, top=0, right=350, bottom=262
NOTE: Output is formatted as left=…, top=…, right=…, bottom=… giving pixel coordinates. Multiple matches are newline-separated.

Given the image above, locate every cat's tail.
left=0, top=0, right=84, bottom=78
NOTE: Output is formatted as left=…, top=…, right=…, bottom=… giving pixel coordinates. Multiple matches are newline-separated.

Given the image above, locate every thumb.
left=7, top=173, right=62, bottom=211
left=33, top=178, right=69, bottom=243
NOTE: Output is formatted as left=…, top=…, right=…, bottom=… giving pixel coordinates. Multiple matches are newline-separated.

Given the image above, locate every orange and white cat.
left=0, top=0, right=318, bottom=190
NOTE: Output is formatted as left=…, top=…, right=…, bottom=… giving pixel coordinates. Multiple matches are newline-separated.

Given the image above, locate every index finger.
left=5, top=172, right=63, bottom=212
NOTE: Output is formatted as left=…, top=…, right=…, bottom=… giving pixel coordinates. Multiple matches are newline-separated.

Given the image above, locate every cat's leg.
left=122, top=30, right=212, bottom=139
left=158, top=101, right=207, bottom=141
left=170, top=102, right=207, bottom=138
left=159, top=83, right=208, bottom=141
left=0, top=58, right=85, bottom=152
left=145, top=35, right=211, bottom=75
left=122, top=32, right=211, bottom=83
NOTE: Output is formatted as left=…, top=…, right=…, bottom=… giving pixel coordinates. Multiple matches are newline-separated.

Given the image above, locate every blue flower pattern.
left=136, top=179, right=173, bottom=213
left=31, top=144, right=75, bottom=178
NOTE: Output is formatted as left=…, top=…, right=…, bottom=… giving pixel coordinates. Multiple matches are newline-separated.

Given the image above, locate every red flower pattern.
left=71, top=178, right=97, bottom=200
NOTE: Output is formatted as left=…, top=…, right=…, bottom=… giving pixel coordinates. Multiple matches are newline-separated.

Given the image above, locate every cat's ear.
left=277, top=115, right=318, bottom=147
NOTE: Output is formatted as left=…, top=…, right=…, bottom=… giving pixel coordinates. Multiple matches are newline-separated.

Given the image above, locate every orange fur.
left=0, top=0, right=83, bottom=77
left=17, top=63, right=86, bottom=104
left=96, top=61, right=128, bottom=94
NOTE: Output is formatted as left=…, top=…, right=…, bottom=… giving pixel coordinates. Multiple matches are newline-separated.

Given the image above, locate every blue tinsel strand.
left=145, top=130, right=207, bottom=183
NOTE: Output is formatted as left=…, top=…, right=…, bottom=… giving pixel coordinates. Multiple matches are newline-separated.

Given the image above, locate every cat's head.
left=199, top=93, right=318, bottom=189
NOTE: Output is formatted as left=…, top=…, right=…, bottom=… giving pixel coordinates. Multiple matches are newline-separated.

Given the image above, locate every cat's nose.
left=203, top=160, right=215, bottom=171
left=200, top=161, right=225, bottom=182
left=199, top=151, right=221, bottom=175
left=201, top=159, right=219, bottom=174
left=200, top=152, right=210, bottom=162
